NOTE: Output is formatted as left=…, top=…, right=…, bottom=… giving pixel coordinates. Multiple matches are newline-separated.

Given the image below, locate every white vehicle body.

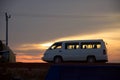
left=42, top=39, right=108, bottom=63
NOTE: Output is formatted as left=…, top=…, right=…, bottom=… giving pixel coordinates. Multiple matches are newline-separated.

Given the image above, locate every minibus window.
left=96, top=44, right=101, bottom=48
left=81, top=42, right=101, bottom=49
left=50, top=42, right=62, bottom=50
left=65, top=42, right=79, bottom=50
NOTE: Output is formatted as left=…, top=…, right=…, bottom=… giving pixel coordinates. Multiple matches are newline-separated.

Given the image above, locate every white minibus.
left=42, top=39, right=108, bottom=63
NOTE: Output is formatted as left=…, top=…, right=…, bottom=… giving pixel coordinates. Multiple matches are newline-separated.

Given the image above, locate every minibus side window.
left=65, top=42, right=79, bottom=50
left=50, top=42, right=62, bottom=50
left=81, top=42, right=101, bottom=49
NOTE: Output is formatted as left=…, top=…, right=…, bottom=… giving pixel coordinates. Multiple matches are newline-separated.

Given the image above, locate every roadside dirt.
left=0, top=63, right=120, bottom=80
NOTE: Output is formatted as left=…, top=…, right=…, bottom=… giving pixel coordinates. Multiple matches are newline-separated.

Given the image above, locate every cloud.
left=8, top=13, right=119, bottom=46
left=16, top=53, right=44, bottom=63
left=112, top=0, right=120, bottom=12
left=0, top=0, right=119, bottom=45
left=13, top=43, right=47, bottom=56
left=1, top=0, right=120, bottom=63
left=14, top=28, right=120, bottom=63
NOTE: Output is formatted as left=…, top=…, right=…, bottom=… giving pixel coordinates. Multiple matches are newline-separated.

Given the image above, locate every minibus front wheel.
left=54, top=56, right=63, bottom=64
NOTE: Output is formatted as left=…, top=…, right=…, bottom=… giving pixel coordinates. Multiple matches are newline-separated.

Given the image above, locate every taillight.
left=103, top=49, right=106, bottom=55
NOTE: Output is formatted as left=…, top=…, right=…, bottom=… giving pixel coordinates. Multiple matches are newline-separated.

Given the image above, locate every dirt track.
left=0, top=63, right=120, bottom=80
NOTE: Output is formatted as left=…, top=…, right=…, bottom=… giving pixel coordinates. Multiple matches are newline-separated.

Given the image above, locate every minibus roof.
left=55, top=39, right=104, bottom=43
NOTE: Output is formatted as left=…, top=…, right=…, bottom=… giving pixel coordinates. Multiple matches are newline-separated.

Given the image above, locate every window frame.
left=49, top=42, right=62, bottom=50
left=81, top=42, right=101, bottom=49
left=65, top=42, right=80, bottom=50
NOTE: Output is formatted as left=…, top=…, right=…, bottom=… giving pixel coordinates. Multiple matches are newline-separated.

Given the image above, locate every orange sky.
left=16, top=28, right=120, bottom=63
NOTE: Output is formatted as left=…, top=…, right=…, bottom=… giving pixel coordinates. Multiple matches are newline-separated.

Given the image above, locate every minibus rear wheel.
left=87, top=56, right=96, bottom=63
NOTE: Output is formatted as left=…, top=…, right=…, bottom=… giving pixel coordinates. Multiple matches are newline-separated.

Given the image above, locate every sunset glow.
left=16, top=54, right=45, bottom=63
left=41, top=42, right=53, bottom=48
left=15, top=28, right=120, bottom=63
left=0, top=0, right=120, bottom=63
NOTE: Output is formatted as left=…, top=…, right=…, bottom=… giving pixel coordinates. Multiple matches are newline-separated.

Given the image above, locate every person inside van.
left=84, top=45, right=87, bottom=49
left=94, top=45, right=97, bottom=49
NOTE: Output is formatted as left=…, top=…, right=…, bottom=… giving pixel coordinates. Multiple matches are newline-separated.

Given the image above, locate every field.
left=0, top=63, right=120, bottom=80
left=0, top=63, right=50, bottom=80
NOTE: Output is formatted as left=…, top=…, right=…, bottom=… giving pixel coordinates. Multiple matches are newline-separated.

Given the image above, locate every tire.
left=54, top=57, right=62, bottom=64
left=87, top=57, right=96, bottom=63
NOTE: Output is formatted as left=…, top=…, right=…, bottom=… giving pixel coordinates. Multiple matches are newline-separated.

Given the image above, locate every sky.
left=0, top=0, right=120, bottom=63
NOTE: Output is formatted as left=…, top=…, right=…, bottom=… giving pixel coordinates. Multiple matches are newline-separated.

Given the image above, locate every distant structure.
left=0, top=40, right=16, bottom=63
left=0, top=12, right=16, bottom=62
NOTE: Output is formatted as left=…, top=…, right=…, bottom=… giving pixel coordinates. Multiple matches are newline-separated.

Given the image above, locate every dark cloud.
left=112, top=0, right=120, bottom=12
left=9, top=14, right=117, bottom=45
left=0, top=0, right=119, bottom=48
left=0, top=0, right=7, bottom=8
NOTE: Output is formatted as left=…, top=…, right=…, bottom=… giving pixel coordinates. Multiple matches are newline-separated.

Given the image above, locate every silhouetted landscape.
left=0, top=63, right=120, bottom=80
